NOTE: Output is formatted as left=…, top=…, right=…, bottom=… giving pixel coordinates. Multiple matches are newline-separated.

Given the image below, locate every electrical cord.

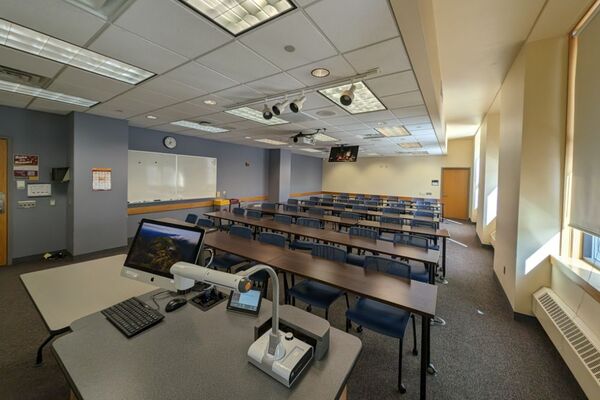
left=149, top=290, right=172, bottom=310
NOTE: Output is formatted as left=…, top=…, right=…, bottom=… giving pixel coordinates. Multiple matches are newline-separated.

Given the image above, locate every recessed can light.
left=203, top=99, right=217, bottom=105
left=146, top=115, right=158, bottom=120
left=284, top=45, right=296, bottom=53
left=311, top=68, right=330, bottom=78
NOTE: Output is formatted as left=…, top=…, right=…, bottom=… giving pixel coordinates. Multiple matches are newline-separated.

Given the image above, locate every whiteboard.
left=128, top=150, right=217, bottom=203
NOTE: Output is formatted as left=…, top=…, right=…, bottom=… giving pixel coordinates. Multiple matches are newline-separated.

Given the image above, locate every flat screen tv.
left=328, top=146, right=359, bottom=162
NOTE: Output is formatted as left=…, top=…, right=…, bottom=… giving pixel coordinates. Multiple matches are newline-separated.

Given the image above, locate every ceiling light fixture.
left=0, top=79, right=98, bottom=107
left=0, top=18, right=154, bottom=85
left=255, top=138, right=287, bottom=145
left=318, top=81, right=385, bottom=114
left=170, top=120, right=229, bottom=133
left=290, top=95, right=306, bottom=113
left=179, top=0, right=296, bottom=36
left=311, top=68, right=330, bottom=78
left=146, top=115, right=158, bottom=120
left=399, top=142, right=422, bottom=149
left=203, top=99, right=217, bottom=105
left=272, top=98, right=289, bottom=115
left=226, top=106, right=288, bottom=126
left=262, top=103, right=273, bottom=120
left=340, top=83, right=355, bottom=106
left=376, top=126, right=410, bottom=137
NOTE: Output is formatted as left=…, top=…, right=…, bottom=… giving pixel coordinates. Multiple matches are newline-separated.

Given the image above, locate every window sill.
left=551, top=255, right=600, bottom=300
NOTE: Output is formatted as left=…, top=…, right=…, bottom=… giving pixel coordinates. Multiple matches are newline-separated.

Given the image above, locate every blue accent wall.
left=290, top=153, right=323, bottom=194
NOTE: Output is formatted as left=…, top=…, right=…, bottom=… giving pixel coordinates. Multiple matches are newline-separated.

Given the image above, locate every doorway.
left=0, top=138, right=7, bottom=265
left=441, top=168, right=470, bottom=220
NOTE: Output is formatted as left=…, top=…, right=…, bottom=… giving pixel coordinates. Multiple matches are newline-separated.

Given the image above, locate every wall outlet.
left=17, top=200, right=36, bottom=209
left=50, top=198, right=56, bottom=206
left=16, top=180, right=25, bottom=190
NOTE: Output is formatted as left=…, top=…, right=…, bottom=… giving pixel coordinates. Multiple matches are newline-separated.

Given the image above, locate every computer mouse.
left=165, top=298, right=187, bottom=313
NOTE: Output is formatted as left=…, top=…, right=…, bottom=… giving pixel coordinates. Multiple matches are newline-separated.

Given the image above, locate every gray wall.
left=268, top=149, right=291, bottom=203
left=0, top=106, right=69, bottom=261
left=69, top=113, right=129, bottom=255
left=290, top=153, right=323, bottom=194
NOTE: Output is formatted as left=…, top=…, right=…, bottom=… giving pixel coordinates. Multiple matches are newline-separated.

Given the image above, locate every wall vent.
left=0, top=65, right=51, bottom=87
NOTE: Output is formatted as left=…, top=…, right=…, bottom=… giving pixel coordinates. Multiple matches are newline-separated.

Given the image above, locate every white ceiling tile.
left=0, top=47, right=63, bottom=79
left=381, top=91, right=423, bottom=109
left=163, top=101, right=217, bottom=117
left=200, top=111, right=245, bottom=124
left=89, top=24, right=187, bottom=74
left=90, top=95, right=160, bottom=118
left=392, top=105, right=428, bottom=119
left=287, top=55, right=356, bottom=86
left=117, top=87, right=180, bottom=109
left=344, top=37, right=411, bottom=75
left=149, top=123, right=188, bottom=133
left=212, top=85, right=263, bottom=104
left=127, top=115, right=164, bottom=128
left=300, top=92, right=334, bottom=111
left=163, top=62, right=238, bottom=93
left=303, top=105, right=348, bottom=119
left=398, top=115, right=431, bottom=125
left=366, top=71, right=419, bottom=98
left=187, top=94, right=233, bottom=109
left=322, top=116, right=359, bottom=126
left=0, top=0, right=105, bottom=45
left=114, top=0, right=231, bottom=58
left=240, top=11, right=337, bottom=70
left=28, top=98, right=88, bottom=115
left=306, top=0, right=398, bottom=52
left=405, top=123, right=433, bottom=131
left=197, top=42, right=280, bottom=83
left=354, top=110, right=396, bottom=123
left=0, top=91, right=32, bottom=108
left=141, top=76, right=207, bottom=102
left=48, top=67, right=131, bottom=102
left=245, top=73, right=304, bottom=96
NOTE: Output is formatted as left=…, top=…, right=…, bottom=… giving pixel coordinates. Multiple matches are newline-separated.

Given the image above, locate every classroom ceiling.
left=0, top=0, right=443, bottom=158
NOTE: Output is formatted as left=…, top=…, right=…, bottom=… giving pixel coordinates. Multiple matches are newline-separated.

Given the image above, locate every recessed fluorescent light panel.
left=299, top=148, right=322, bottom=153
left=376, top=126, right=409, bottom=137
left=0, top=18, right=154, bottom=84
left=179, top=0, right=296, bottom=36
left=399, top=142, right=422, bottom=149
left=0, top=79, right=97, bottom=107
left=255, top=138, right=287, bottom=145
left=318, top=81, right=386, bottom=114
left=313, top=133, right=338, bottom=142
left=226, top=107, right=288, bottom=125
left=171, top=120, right=229, bottom=133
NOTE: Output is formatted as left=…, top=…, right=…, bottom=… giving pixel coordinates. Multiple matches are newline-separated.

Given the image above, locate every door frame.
left=441, top=167, right=471, bottom=220
left=0, top=137, right=8, bottom=266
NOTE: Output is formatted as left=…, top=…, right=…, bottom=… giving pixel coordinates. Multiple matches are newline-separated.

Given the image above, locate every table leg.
left=36, top=328, right=69, bottom=365
left=420, top=316, right=431, bottom=400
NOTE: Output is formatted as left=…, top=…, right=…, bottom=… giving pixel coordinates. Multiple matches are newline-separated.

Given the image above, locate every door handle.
left=0, top=192, right=5, bottom=213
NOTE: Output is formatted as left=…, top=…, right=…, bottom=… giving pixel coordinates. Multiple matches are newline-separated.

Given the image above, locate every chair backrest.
left=296, top=217, right=322, bottom=229
left=258, top=232, right=286, bottom=248
left=196, top=218, right=214, bottom=228
left=287, top=198, right=299, bottom=205
left=393, top=233, right=429, bottom=249
left=383, top=207, right=400, bottom=214
left=274, top=214, right=293, bottom=224
left=388, top=196, right=399, bottom=202
left=305, top=200, right=317, bottom=206
left=185, top=213, right=198, bottom=224
left=380, top=215, right=402, bottom=225
left=232, top=207, right=245, bottom=216
left=348, top=199, right=359, bottom=204
left=311, top=243, right=347, bottom=262
left=366, top=200, right=379, bottom=206
left=230, top=225, right=252, bottom=239
left=310, top=196, right=320, bottom=201
left=340, top=211, right=360, bottom=221
left=411, top=219, right=436, bottom=230
left=246, top=209, right=262, bottom=219
left=415, top=210, right=434, bottom=218
left=352, top=204, right=368, bottom=211
left=284, top=204, right=299, bottom=212
left=363, top=256, right=411, bottom=279
left=333, top=203, right=346, bottom=209
left=372, top=195, right=380, bottom=200
left=308, top=207, right=324, bottom=216
left=356, top=194, right=365, bottom=199
left=261, top=202, right=276, bottom=211
left=349, top=226, right=378, bottom=240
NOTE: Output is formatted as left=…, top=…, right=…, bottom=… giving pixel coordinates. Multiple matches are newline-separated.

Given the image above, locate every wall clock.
left=163, top=136, right=177, bottom=149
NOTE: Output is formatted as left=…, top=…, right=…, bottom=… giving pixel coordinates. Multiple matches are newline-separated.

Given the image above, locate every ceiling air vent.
left=63, top=0, right=130, bottom=19
left=0, top=65, right=51, bottom=87
left=362, top=133, right=385, bottom=139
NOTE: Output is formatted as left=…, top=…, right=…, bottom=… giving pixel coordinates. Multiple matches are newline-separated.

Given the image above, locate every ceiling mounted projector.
left=290, top=96, right=306, bottom=113
left=272, top=99, right=289, bottom=115
left=262, top=103, right=273, bottom=120
left=340, top=84, right=356, bottom=106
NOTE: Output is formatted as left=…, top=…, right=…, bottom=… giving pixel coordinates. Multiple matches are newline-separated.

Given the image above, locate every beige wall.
left=475, top=113, right=500, bottom=244
left=322, top=138, right=473, bottom=199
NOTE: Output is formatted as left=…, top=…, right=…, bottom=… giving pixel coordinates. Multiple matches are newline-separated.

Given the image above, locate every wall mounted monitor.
left=328, top=146, right=359, bottom=162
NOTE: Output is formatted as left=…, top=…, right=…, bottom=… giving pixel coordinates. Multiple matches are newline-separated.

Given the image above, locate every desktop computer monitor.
left=121, top=219, right=206, bottom=291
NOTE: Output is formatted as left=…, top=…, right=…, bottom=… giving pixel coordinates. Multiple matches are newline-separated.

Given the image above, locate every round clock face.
left=163, top=136, right=177, bottom=149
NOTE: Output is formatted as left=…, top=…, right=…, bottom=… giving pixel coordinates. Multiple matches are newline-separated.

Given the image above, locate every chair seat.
left=290, top=240, right=314, bottom=251
left=212, top=253, right=247, bottom=271
left=378, top=233, right=394, bottom=242
left=289, top=280, right=344, bottom=309
left=346, top=253, right=365, bottom=267
left=346, top=298, right=411, bottom=338
left=411, top=264, right=429, bottom=283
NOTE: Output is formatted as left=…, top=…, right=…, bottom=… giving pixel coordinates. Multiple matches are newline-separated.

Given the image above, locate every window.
left=583, top=233, right=600, bottom=269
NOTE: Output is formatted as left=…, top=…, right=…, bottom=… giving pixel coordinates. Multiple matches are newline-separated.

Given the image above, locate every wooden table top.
left=358, top=219, right=450, bottom=239
left=289, top=203, right=440, bottom=222
left=297, top=199, right=442, bottom=211
left=203, top=231, right=437, bottom=318
left=205, top=211, right=440, bottom=264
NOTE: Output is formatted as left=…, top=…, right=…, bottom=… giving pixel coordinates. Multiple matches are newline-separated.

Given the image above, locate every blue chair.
left=352, top=204, right=368, bottom=211
left=232, top=207, right=245, bottom=216
left=380, top=216, right=403, bottom=225
left=356, top=194, right=364, bottom=200
left=383, top=207, right=401, bottom=214
left=333, top=203, right=346, bottom=210
left=415, top=210, right=434, bottom=218
left=239, top=232, right=287, bottom=297
left=287, top=199, right=299, bottom=205
left=196, top=218, right=214, bottom=228
left=389, top=233, right=431, bottom=281
left=261, top=203, right=276, bottom=211
left=211, top=225, right=253, bottom=272
left=348, top=199, right=359, bottom=205
left=246, top=209, right=262, bottom=219
left=310, top=196, right=320, bottom=202
left=304, top=200, right=317, bottom=206
left=340, top=211, right=359, bottom=221
left=366, top=200, right=379, bottom=207
left=185, top=213, right=198, bottom=224
left=411, top=219, right=438, bottom=230
left=289, top=244, right=350, bottom=320
left=346, top=256, right=417, bottom=393
left=274, top=214, right=293, bottom=224
left=284, top=204, right=298, bottom=212
left=290, top=218, right=322, bottom=250
left=308, top=207, right=324, bottom=216
left=347, top=227, right=379, bottom=266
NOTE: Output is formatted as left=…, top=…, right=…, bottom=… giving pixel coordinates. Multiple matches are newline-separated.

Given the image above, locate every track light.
left=272, top=99, right=289, bottom=115
left=340, top=83, right=356, bottom=106
left=262, top=103, right=273, bottom=120
left=290, top=95, right=306, bottom=113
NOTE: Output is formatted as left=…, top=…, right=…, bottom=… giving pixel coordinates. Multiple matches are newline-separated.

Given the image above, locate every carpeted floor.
left=0, top=222, right=587, bottom=400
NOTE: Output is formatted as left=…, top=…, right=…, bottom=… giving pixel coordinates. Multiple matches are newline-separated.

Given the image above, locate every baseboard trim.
left=12, top=249, right=71, bottom=265
left=513, top=311, right=537, bottom=322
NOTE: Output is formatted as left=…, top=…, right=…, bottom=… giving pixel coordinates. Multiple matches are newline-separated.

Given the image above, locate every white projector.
left=291, top=135, right=315, bottom=145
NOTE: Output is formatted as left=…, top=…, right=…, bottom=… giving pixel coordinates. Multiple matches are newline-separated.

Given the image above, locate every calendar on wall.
left=92, top=168, right=112, bottom=191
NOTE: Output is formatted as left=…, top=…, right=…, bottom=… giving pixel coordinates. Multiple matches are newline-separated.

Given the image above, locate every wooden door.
left=441, top=168, right=470, bottom=220
left=0, top=139, right=7, bottom=265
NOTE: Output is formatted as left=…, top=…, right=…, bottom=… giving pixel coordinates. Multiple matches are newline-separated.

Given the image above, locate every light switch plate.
left=27, top=183, right=52, bottom=197
left=16, top=180, right=26, bottom=189
left=17, top=200, right=36, bottom=209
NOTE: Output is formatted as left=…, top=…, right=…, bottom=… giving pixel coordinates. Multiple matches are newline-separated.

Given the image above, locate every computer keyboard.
left=101, top=297, right=164, bottom=338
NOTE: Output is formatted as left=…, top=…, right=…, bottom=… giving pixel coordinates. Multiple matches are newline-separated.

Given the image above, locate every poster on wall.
left=92, top=168, right=112, bottom=191
left=13, top=154, right=39, bottom=180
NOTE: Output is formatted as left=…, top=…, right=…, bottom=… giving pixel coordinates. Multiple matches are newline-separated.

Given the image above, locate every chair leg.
left=345, top=318, right=351, bottom=332
left=325, top=308, right=328, bottom=320
left=344, top=293, right=350, bottom=309
left=398, top=338, right=406, bottom=393
left=262, top=279, right=269, bottom=299
left=411, top=314, right=418, bottom=356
